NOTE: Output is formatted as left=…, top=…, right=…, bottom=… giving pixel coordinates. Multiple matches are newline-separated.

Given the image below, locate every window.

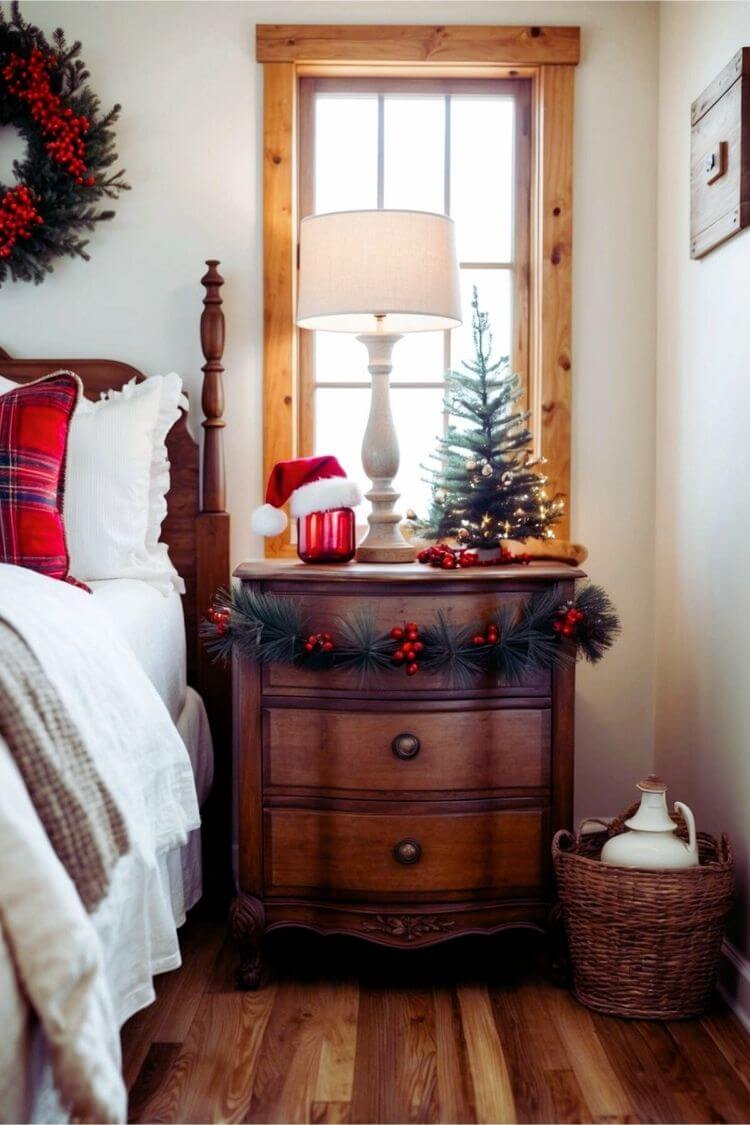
left=298, top=77, right=531, bottom=522
left=258, top=24, right=577, bottom=557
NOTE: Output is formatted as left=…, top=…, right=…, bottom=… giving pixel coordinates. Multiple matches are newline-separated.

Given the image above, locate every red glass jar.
left=297, top=507, right=356, bottom=563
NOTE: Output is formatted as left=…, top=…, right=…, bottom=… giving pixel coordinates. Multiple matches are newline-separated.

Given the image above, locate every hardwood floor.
left=122, top=908, right=750, bottom=1124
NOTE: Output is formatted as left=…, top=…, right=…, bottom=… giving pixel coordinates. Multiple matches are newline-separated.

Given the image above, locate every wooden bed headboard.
left=0, top=261, right=230, bottom=736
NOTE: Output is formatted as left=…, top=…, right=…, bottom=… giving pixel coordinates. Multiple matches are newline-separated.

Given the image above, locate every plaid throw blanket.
left=0, top=620, right=129, bottom=912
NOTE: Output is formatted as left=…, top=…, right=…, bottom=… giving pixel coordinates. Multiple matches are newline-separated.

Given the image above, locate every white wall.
left=656, top=1, right=750, bottom=963
left=3, top=0, right=659, bottom=819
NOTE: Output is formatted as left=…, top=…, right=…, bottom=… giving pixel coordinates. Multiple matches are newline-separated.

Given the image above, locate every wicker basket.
left=552, top=806, right=734, bottom=1020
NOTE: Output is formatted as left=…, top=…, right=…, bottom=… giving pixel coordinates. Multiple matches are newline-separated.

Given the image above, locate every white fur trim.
left=290, top=477, right=362, bottom=518
left=251, top=503, right=288, bottom=536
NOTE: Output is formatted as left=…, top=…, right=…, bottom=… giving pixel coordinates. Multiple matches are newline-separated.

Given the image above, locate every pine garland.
left=202, top=582, right=620, bottom=687
left=0, top=2, right=130, bottom=284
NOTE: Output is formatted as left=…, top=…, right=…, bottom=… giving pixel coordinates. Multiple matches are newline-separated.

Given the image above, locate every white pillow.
left=0, top=373, right=187, bottom=594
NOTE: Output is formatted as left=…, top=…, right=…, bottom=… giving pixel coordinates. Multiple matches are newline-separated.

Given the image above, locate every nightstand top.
left=233, top=559, right=587, bottom=583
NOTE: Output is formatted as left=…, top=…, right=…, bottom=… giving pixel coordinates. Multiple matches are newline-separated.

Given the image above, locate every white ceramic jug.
left=600, top=775, right=699, bottom=870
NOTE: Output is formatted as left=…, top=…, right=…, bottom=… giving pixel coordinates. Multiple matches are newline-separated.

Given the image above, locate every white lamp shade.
left=296, top=209, right=462, bottom=333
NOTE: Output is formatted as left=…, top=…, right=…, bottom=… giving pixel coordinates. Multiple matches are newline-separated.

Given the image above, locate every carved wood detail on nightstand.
left=361, top=914, right=456, bottom=942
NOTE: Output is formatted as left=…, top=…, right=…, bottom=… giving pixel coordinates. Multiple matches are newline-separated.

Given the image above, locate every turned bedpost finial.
left=200, top=260, right=226, bottom=514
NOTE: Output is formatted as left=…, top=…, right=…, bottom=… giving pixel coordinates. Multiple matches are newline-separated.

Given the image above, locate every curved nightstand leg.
left=230, top=893, right=265, bottom=990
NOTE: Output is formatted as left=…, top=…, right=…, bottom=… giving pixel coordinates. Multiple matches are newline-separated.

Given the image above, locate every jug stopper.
left=637, top=775, right=667, bottom=792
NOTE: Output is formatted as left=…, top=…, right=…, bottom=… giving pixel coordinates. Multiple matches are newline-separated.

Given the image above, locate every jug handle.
left=674, top=801, right=697, bottom=858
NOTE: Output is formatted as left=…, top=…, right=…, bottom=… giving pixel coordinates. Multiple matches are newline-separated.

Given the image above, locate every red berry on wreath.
left=392, top=649, right=405, bottom=663
left=406, top=662, right=419, bottom=676
left=413, top=641, right=424, bottom=653
left=304, top=641, right=314, bottom=652
left=307, top=634, right=318, bottom=645
left=321, top=641, right=334, bottom=652
left=406, top=622, right=418, bottom=633
left=473, top=634, right=486, bottom=646
left=391, top=626, right=404, bottom=640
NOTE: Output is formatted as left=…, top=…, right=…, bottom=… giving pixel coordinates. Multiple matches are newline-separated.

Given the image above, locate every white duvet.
left=0, top=565, right=200, bottom=1123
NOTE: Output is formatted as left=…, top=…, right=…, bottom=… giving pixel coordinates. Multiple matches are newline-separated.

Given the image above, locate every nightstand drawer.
left=261, top=589, right=551, bottom=697
left=265, top=807, right=545, bottom=899
left=264, top=706, right=550, bottom=794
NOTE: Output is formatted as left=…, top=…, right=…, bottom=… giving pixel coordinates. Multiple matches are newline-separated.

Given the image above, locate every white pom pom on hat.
left=251, top=455, right=361, bottom=537
left=250, top=503, right=288, bottom=536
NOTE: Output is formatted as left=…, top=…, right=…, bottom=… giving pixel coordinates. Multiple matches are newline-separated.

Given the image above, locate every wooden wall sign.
left=691, top=48, right=750, bottom=258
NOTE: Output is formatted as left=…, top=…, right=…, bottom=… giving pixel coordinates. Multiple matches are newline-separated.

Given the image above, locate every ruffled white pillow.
left=0, top=373, right=188, bottom=594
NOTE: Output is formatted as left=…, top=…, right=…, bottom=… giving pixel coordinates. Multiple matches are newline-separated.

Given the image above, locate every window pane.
left=383, top=96, right=445, bottom=213
left=315, top=96, right=378, bottom=213
left=450, top=97, right=514, bottom=262
left=451, top=269, right=512, bottom=371
left=314, top=332, right=366, bottom=382
left=390, top=332, right=445, bottom=384
left=314, top=386, right=445, bottom=520
left=391, top=387, right=445, bottom=518
left=315, top=388, right=370, bottom=498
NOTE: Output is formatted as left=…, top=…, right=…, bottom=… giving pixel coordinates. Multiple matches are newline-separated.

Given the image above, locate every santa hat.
left=251, top=455, right=362, bottom=536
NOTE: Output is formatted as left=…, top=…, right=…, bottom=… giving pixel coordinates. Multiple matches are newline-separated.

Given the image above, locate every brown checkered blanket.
left=0, top=621, right=129, bottom=913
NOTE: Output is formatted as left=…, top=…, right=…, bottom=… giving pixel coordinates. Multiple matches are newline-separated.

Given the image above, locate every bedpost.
left=200, top=261, right=226, bottom=512
left=197, top=260, right=232, bottom=904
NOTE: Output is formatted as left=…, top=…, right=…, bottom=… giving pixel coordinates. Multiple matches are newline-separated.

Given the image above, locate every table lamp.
left=297, top=209, right=461, bottom=563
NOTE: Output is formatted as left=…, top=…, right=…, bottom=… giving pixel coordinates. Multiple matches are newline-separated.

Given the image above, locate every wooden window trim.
left=259, top=26, right=578, bottom=557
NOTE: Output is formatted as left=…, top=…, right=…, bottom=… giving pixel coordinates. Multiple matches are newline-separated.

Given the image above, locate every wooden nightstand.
left=230, top=559, right=583, bottom=988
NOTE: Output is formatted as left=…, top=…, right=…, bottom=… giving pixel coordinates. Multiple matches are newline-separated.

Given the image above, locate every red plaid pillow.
left=0, top=371, right=83, bottom=583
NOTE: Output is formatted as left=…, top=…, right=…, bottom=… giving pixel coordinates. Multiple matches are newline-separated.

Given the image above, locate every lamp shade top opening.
left=296, top=209, right=462, bottom=333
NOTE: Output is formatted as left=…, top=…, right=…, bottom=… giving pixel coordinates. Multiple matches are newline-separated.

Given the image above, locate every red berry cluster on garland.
left=417, top=543, right=532, bottom=569
left=303, top=631, right=334, bottom=654
left=3, top=50, right=94, bottom=185
left=206, top=603, right=231, bottom=636
left=0, top=184, right=42, bottom=259
left=472, top=621, right=500, bottom=646
left=391, top=622, right=424, bottom=676
left=553, top=603, right=586, bottom=639
left=472, top=621, right=501, bottom=648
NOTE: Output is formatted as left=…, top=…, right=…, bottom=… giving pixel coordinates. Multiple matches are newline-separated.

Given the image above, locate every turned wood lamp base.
left=356, top=543, right=416, bottom=563
left=354, top=329, right=416, bottom=564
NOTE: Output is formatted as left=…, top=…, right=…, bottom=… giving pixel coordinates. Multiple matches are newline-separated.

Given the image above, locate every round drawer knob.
left=394, top=838, right=422, bottom=865
left=392, top=732, right=420, bottom=760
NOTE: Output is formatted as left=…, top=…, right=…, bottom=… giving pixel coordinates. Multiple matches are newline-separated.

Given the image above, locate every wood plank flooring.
left=122, top=909, right=750, bottom=1124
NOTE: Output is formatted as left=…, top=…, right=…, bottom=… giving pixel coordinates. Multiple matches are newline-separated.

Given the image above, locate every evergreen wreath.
left=202, top=582, right=620, bottom=687
left=0, top=2, right=130, bottom=285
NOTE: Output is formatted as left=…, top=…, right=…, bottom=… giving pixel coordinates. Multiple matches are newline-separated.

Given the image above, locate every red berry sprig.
left=472, top=621, right=500, bottom=646
left=0, top=185, right=43, bottom=259
left=417, top=543, right=532, bottom=569
left=3, top=49, right=94, bottom=185
left=391, top=621, right=424, bottom=676
left=206, top=603, right=231, bottom=636
left=303, top=631, right=335, bottom=654
left=552, top=603, right=585, bottom=639
left=417, top=544, right=461, bottom=569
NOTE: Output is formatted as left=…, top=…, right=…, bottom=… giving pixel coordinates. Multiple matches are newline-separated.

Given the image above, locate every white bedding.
left=0, top=565, right=201, bottom=1123
left=88, top=579, right=187, bottom=722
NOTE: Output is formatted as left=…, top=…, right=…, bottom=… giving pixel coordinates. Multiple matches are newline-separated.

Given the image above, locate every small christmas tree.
left=417, top=289, right=564, bottom=548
